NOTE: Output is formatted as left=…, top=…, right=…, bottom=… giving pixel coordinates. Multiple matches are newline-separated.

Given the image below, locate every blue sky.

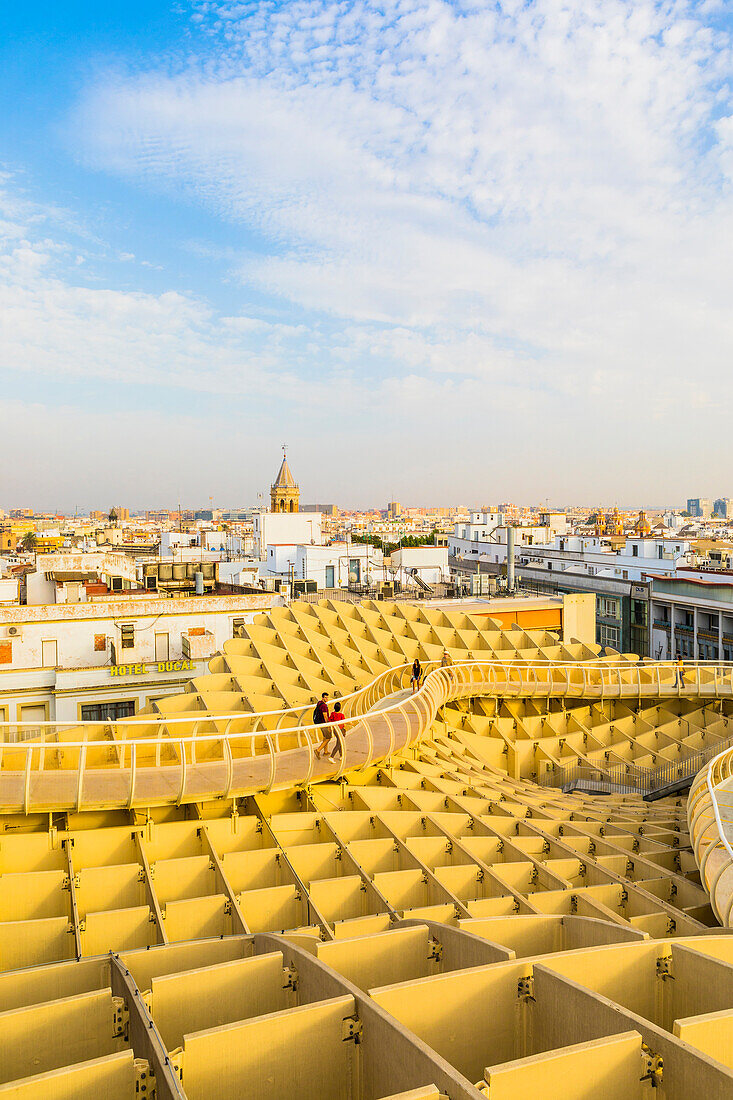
left=2, top=1, right=733, bottom=511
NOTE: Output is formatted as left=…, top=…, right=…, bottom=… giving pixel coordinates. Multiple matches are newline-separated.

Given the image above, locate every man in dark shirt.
left=313, top=692, right=331, bottom=758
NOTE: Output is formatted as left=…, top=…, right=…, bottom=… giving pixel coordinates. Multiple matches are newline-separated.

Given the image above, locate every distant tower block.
left=270, top=447, right=300, bottom=513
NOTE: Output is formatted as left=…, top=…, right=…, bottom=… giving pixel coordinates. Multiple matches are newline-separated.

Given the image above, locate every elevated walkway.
left=0, top=659, right=732, bottom=815
left=689, top=749, right=733, bottom=926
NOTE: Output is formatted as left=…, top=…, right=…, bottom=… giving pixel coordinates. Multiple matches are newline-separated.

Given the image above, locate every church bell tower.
left=270, top=447, right=300, bottom=513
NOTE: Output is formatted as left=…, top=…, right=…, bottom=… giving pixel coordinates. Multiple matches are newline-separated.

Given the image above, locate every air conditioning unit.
left=7, top=625, right=22, bottom=638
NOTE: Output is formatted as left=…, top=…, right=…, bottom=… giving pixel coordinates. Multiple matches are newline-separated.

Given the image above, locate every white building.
left=650, top=577, right=733, bottom=661
left=450, top=525, right=692, bottom=585
left=160, top=530, right=251, bottom=558
left=253, top=511, right=322, bottom=560
left=262, top=542, right=381, bottom=589
left=25, top=552, right=140, bottom=605
left=0, top=577, right=19, bottom=605
left=0, top=592, right=284, bottom=726
left=538, top=511, right=569, bottom=538
left=453, top=511, right=504, bottom=542
left=389, top=547, right=449, bottom=589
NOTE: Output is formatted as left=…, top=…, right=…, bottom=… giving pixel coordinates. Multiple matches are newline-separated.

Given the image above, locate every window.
left=658, top=546, right=663, bottom=559
left=630, top=626, right=648, bottom=657
left=232, top=618, right=247, bottom=638
left=598, top=624, right=621, bottom=648
left=19, top=703, right=48, bottom=733
left=111, top=577, right=123, bottom=591
left=155, top=633, right=169, bottom=662
left=120, top=623, right=135, bottom=649
left=94, top=633, right=106, bottom=652
left=631, top=600, right=647, bottom=627
left=548, top=561, right=553, bottom=570
left=598, top=597, right=620, bottom=620
left=41, top=640, right=58, bottom=667
left=0, top=642, right=11, bottom=665
left=81, top=700, right=136, bottom=722
left=632, top=545, right=638, bottom=557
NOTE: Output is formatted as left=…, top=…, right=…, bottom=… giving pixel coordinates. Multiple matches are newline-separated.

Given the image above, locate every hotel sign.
left=111, top=659, right=196, bottom=677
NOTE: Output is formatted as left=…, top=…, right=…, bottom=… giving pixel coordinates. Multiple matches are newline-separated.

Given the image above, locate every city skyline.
left=3, top=1, right=733, bottom=505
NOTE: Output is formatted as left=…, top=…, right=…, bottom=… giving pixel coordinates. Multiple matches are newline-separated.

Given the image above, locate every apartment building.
left=449, top=520, right=698, bottom=655
left=650, top=576, right=733, bottom=661
left=0, top=592, right=283, bottom=726
left=263, top=542, right=383, bottom=589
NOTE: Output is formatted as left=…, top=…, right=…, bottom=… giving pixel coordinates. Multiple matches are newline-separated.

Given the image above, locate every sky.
left=2, top=0, right=733, bottom=511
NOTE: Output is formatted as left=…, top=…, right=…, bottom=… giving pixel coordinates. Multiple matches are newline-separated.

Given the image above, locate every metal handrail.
left=543, top=731, right=733, bottom=795
left=687, top=741, right=733, bottom=924
left=1, top=657, right=730, bottom=744
left=2, top=656, right=733, bottom=813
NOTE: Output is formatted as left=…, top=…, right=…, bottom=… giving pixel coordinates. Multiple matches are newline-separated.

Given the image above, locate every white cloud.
left=8, top=1, right=733, bottom=503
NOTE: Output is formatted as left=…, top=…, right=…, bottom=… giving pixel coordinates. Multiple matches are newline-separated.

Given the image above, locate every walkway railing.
left=542, top=731, right=733, bottom=797
left=0, top=659, right=732, bottom=814
left=688, top=741, right=733, bottom=925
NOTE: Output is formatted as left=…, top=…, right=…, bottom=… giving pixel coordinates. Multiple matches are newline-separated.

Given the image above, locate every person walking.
left=328, top=700, right=346, bottom=761
left=441, top=650, right=451, bottom=668
left=313, top=692, right=331, bottom=759
left=411, top=657, right=422, bottom=694
left=675, top=657, right=685, bottom=689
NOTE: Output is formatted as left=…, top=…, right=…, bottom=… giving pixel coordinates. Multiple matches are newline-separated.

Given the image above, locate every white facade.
left=0, top=592, right=284, bottom=724
left=160, top=530, right=251, bottom=558
left=450, top=529, right=692, bottom=585
left=538, top=512, right=569, bottom=538
left=26, top=552, right=140, bottom=605
left=216, top=559, right=261, bottom=586
left=650, top=580, right=733, bottom=661
left=0, top=578, right=19, bottom=605
left=390, top=547, right=449, bottom=587
left=252, top=511, right=322, bottom=559
left=453, top=511, right=504, bottom=542
left=262, top=542, right=381, bottom=588
left=160, top=531, right=198, bottom=555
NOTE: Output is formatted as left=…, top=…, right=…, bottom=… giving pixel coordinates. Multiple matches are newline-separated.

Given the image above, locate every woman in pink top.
left=328, top=700, right=346, bottom=761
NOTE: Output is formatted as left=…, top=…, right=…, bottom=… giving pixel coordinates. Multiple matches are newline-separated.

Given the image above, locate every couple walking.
left=313, top=692, right=345, bottom=760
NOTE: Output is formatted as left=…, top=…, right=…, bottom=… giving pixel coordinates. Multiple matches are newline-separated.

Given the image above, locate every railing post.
left=23, top=745, right=32, bottom=815
left=76, top=743, right=87, bottom=813
left=222, top=723, right=234, bottom=800
left=264, top=733, right=277, bottom=793
left=176, top=740, right=187, bottom=805
left=383, top=712, right=396, bottom=761
left=127, top=743, right=137, bottom=809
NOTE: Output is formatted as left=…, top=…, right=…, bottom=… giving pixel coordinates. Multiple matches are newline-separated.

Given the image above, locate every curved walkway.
left=1, top=659, right=732, bottom=814
left=688, top=749, right=733, bottom=925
